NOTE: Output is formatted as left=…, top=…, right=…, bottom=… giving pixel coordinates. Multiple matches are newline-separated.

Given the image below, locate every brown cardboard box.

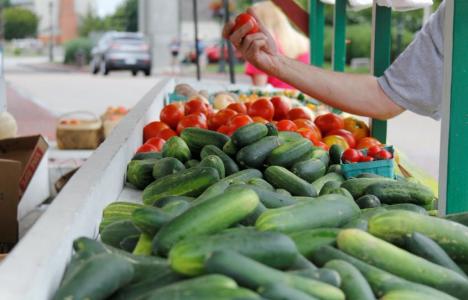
left=0, top=135, right=48, bottom=252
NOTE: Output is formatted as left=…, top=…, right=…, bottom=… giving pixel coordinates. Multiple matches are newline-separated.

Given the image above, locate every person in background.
left=169, top=38, right=181, bottom=74
left=245, top=1, right=310, bottom=88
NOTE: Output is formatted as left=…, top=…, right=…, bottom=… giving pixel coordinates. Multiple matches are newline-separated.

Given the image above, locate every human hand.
left=223, top=8, right=281, bottom=75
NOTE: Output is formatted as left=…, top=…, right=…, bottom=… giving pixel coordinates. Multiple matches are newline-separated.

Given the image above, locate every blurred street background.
left=1, top=0, right=441, bottom=178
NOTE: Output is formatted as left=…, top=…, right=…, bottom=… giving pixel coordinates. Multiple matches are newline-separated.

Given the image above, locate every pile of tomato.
left=342, top=145, right=393, bottom=164
left=137, top=96, right=382, bottom=154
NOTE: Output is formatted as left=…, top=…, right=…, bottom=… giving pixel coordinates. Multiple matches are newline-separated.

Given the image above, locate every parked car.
left=90, top=32, right=151, bottom=76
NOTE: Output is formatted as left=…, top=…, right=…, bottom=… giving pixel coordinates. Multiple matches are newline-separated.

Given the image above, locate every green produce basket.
left=341, top=146, right=395, bottom=179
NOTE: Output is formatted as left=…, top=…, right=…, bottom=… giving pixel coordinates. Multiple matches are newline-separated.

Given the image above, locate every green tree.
left=0, top=0, right=11, bottom=8
left=109, top=0, right=138, bottom=32
left=3, top=7, right=38, bottom=40
left=79, top=10, right=110, bottom=37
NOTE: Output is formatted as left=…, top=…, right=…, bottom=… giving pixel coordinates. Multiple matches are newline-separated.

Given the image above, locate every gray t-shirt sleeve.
left=377, top=2, right=445, bottom=120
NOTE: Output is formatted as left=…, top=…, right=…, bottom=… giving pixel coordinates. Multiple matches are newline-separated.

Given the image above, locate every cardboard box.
left=0, top=135, right=49, bottom=251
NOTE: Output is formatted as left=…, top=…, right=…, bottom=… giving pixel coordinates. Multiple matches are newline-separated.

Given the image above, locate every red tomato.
left=314, top=113, right=344, bottom=135
left=327, top=129, right=356, bottom=148
left=144, top=137, right=166, bottom=152
left=296, top=128, right=320, bottom=145
left=160, top=103, right=184, bottom=129
left=293, top=118, right=322, bottom=140
left=342, top=148, right=361, bottom=163
left=252, top=116, right=268, bottom=124
left=211, top=109, right=238, bottom=130
left=136, top=143, right=158, bottom=153
left=227, top=102, right=247, bottom=114
left=158, top=128, right=177, bottom=140
left=316, top=141, right=330, bottom=151
left=270, top=96, right=291, bottom=120
left=287, top=107, right=311, bottom=120
left=143, top=121, right=170, bottom=142
left=229, top=114, right=253, bottom=131
left=232, top=13, right=260, bottom=35
left=217, top=125, right=231, bottom=135
left=356, top=137, right=382, bottom=150
left=177, top=114, right=207, bottom=134
left=360, top=156, right=375, bottom=162
left=184, top=98, right=210, bottom=115
left=375, top=149, right=393, bottom=160
left=248, top=98, right=274, bottom=121
left=367, top=145, right=383, bottom=157
left=277, top=120, right=297, bottom=131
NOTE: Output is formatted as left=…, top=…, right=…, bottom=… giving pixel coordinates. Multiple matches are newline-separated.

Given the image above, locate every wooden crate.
left=0, top=78, right=252, bottom=299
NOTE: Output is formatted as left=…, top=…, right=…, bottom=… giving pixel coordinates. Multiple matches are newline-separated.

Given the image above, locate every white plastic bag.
left=348, top=0, right=373, bottom=11
left=320, top=0, right=335, bottom=5
left=376, top=0, right=433, bottom=11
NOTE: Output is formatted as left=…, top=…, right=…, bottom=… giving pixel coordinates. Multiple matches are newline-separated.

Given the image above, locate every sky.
left=97, top=0, right=125, bottom=17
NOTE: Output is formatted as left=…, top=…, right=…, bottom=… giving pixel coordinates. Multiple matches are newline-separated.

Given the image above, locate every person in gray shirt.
left=223, top=2, right=445, bottom=121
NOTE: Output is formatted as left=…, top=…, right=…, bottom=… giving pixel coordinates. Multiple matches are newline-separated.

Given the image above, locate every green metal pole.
left=333, top=0, right=347, bottom=72
left=370, top=4, right=392, bottom=143
left=441, top=0, right=468, bottom=214
left=309, top=0, right=325, bottom=67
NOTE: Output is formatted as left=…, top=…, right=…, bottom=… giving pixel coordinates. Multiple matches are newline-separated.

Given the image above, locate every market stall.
left=0, top=1, right=467, bottom=299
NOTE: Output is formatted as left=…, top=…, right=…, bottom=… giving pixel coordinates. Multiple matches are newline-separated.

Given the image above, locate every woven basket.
left=56, top=111, right=104, bottom=150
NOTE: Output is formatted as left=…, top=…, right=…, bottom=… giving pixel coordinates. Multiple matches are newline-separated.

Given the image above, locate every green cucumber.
left=365, top=181, right=434, bottom=206
left=152, top=157, right=185, bottom=180
left=221, top=168, right=263, bottom=183
left=231, top=122, right=269, bottom=147
left=312, top=245, right=457, bottom=300
left=242, top=184, right=297, bottom=208
left=320, top=181, right=343, bottom=196
left=341, top=178, right=394, bottom=199
left=100, top=202, right=144, bottom=232
left=337, top=229, right=468, bottom=298
left=288, top=254, right=317, bottom=271
left=381, top=290, right=446, bottom=300
left=192, top=180, right=231, bottom=206
left=100, top=220, right=140, bottom=248
left=404, top=232, right=467, bottom=277
left=342, top=207, right=388, bottom=231
left=278, top=130, right=303, bottom=143
left=266, top=122, right=278, bottom=136
left=132, top=151, right=162, bottom=160
left=290, top=268, right=341, bottom=287
left=53, top=253, right=134, bottom=300
left=247, top=178, right=274, bottom=191
left=119, top=235, right=139, bottom=252
left=324, top=259, right=375, bottom=300
left=259, top=282, right=318, bottom=300
left=198, top=155, right=225, bottom=178
left=384, top=203, right=428, bottom=215
left=444, top=211, right=468, bottom=226
left=369, top=210, right=468, bottom=263
left=308, top=148, right=330, bottom=167
left=276, top=188, right=292, bottom=196
left=291, top=159, right=326, bottom=183
left=288, top=228, right=341, bottom=258
left=205, top=250, right=345, bottom=300
left=153, top=195, right=194, bottom=207
left=180, top=127, right=230, bottom=154
left=132, top=233, right=153, bottom=256
left=222, top=139, right=237, bottom=156
left=267, top=139, right=314, bottom=168
left=320, top=187, right=354, bottom=200
left=109, top=268, right=182, bottom=300
left=201, top=145, right=239, bottom=175
left=162, top=136, right=191, bottom=162
left=327, top=164, right=342, bottom=175
left=142, top=167, right=219, bottom=205
left=256, top=194, right=359, bottom=233
left=236, top=136, right=281, bottom=169
left=241, top=202, right=268, bottom=226
left=265, top=166, right=317, bottom=197
left=356, top=195, right=381, bottom=209
left=168, top=228, right=298, bottom=276
left=146, top=287, right=260, bottom=300
left=312, top=172, right=344, bottom=194
left=184, top=159, right=200, bottom=168
left=329, top=144, right=344, bottom=165
left=153, top=188, right=259, bottom=255
left=126, top=159, right=159, bottom=190
left=131, top=201, right=190, bottom=236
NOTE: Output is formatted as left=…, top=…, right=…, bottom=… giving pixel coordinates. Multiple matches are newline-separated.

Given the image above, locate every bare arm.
left=224, top=8, right=404, bottom=120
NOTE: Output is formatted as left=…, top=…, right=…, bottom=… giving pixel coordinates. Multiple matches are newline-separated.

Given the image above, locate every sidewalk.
left=6, top=83, right=56, bottom=140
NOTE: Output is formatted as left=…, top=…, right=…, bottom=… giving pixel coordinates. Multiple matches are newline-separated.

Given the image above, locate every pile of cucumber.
left=54, top=123, right=468, bottom=300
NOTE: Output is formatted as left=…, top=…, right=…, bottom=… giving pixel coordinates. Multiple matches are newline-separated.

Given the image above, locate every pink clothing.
left=245, top=51, right=310, bottom=89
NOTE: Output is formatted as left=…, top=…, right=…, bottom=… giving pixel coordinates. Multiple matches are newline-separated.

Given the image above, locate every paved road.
left=4, top=56, right=441, bottom=179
